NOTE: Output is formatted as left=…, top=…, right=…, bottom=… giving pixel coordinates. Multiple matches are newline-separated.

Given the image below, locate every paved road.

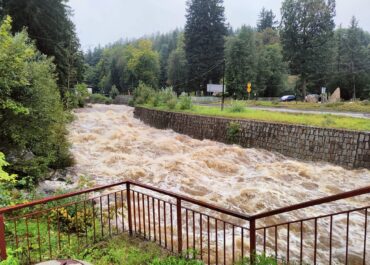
left=196, top=103, right=370, bottom=119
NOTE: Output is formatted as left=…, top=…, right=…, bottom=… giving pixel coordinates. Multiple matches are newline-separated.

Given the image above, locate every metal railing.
left=0, top=180, right=369, bottom=265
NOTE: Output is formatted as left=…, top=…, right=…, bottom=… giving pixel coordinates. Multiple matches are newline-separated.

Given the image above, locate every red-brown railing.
left=0, top=180, right=369, bottom=265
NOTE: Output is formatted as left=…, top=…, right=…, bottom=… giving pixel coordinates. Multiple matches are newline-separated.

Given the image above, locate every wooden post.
left=0, top=215, right=7, bottom=261
left=250, top=218, right=256, bottom=264
left=126, top=183, right=133, bottom=235
left=176, top=198, right=182, bottom=254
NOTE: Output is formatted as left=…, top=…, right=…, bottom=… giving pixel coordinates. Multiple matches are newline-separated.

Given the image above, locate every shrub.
left=0, top=152, right=18, bottom=207
left=178, top=95, right=192, bottom=110
left=160, top=87, right=177, bottom=103
left=150, top=256, right=204, bottom=265
left=227, top=122, right=241, bottom=143
left=0, top=249, right=20, bottom=265
left=89, top=94, right=112, bottom=104
left=133, top=82, right=155, bottom=105
left=229, top=101, right=246, bottom=112
left=167, top=98, right=178, bottom=109
left=0, top=17, right=72, bottom=184
left=109, top=85, right=120, bottom=99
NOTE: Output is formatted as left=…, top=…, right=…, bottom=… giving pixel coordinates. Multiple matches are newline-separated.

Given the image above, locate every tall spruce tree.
left=0, top=0, right=84, bottom=99
left=185, top=0, right=227, bottom=94
left=257, top=8, right=278, bottom=32
left=280, top=0, right=336, bottom=97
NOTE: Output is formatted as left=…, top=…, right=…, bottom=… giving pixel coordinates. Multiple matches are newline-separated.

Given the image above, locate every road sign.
left=247, top=82, right=252, bottom=93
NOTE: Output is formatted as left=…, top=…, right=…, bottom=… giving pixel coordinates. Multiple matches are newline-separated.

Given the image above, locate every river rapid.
left=67, top=104, right=369, bottom=264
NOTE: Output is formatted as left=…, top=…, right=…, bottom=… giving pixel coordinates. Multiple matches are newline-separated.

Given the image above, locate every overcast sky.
left=69, top=0, right=370, bottom=51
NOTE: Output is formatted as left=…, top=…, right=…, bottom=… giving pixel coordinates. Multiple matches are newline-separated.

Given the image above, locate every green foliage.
left=167, top=34, right=188, bottom=94
left=229, top=101, right=246, bottom=113
left=235, top=253, right=279, bottom=265
left=161, top=105, right=370, bottom=131
left=89, top=94, right=113, bottom=104
left=257, top=8, right=278, bottom=32
left=0, top=249, right=20, bottom=265
left=127, top=40, right=161, bottom=88
left=64, top=83, right=90, bottom=109
left=110, top=85, right=120, bottom=99
left=167, top=98, right=178, bottom=110
left=0, top=152, right=18, bottom=207
left=178, top=95, right=193, bottom=110
left=133, top=82, right=156, bottom=105
left=227, top=122, right=241, bottom=143
left=280, top=0, right=336, bottom=97
left=150, top=256, right=203, bottom=265
left=185, top=0, right=227, bottom=93
left=80, top=235, right=167, bottom=265
left=0, top=0, right=85, bottom=99
left=225, top=26, right=257, bottom=98
left=0, top=17, right=72, bottom=185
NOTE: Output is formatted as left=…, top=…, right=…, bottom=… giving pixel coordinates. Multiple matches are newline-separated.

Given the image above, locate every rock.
left=305, top=94, right=319, bottom=103
left=329, top=87, right=341, bottom=103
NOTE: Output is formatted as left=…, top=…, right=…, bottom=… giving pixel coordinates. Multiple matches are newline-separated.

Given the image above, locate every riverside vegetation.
left=133, top=84, right=370, bottom=131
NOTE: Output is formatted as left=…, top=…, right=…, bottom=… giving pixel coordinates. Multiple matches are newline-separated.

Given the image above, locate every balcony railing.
left=0, top=180, right=369, bottom=264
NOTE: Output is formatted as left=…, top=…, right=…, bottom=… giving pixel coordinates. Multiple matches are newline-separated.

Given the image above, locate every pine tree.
left=257, top=8, right=277, bottom=32
left=280, top=0, right=336, bottom=97
left=185, top=0, right=227, bottom=94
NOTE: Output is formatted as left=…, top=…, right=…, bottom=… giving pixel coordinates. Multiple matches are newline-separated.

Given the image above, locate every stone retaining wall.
left=134, top=107, right=370, bottom=169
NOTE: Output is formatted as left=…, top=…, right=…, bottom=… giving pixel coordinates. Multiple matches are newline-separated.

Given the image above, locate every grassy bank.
left=212, top=100, right=370, bottom=114
left=144, top=105, right=370, bottom=131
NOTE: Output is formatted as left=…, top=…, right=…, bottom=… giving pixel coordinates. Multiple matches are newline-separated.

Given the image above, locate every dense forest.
left=0, top=0, right=370, bottom=189
left=85, top=0, right=370, bottom=100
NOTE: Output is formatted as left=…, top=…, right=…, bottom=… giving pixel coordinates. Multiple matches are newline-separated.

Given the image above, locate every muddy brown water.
left=67, top=104, right=369, bottom=264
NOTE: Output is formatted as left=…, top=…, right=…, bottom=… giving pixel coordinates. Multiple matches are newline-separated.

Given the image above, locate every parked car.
left=280, top=95, right=296, bottom=102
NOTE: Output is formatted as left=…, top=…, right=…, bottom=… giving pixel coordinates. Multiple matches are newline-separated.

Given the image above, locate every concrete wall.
left=134, top=107, right=370, bottom=169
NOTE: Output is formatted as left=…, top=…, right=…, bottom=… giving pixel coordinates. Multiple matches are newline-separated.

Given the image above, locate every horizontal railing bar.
left=6, top=190, right=127, bottom=221
left=132, top=190, right=176, bottom=206
left=0, top=181, right=128, bottom=214
left=251, top=185, right=370, bottom=220
left=256, top=205, right=370, bottom=230
left=180, top=205, right=250, bottom=230
left=129, top=181, right=251, bottom=221
left=132, top=189, right=250, bottom=229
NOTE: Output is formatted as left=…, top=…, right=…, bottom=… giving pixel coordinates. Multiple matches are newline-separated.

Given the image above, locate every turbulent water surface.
left=67, top=104, right=369, bottom=264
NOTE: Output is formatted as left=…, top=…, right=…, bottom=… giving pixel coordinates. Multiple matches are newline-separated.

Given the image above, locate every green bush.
left=167, top=98, right=178, bottom=109
left=229, top=100, right=246, bottom=112
left=0, top=152, right=18, bottom=207
left=227, top=121, right=240, bottom=143
left=89, top=94, right=112, bottom=104
left=133, top=82, right=155, bottom=105
left=178, top=95, right=192, bottom=110
left=110, top=85, right=120, bottom=99
left=150, top=256, right=203, bottom=265
left=0, top=249, right=20, bottom=265
left=0, top=17, right=72, bottom=185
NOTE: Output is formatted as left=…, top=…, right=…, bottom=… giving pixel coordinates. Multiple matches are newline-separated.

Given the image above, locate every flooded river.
left=67, top=104, right=369, bottom=264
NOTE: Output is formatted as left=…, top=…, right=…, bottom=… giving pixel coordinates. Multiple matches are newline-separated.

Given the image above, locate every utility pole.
left=221, top=59, right=226, bottom=111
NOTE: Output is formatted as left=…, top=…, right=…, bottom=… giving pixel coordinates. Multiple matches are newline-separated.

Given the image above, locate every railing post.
left=249, top=218, right=256, bottom=265
left=126, top=182, right=133, bottom=235
left=0, top=214, right=7, bottom=261
left=176, top=198, right=182, bottom=254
